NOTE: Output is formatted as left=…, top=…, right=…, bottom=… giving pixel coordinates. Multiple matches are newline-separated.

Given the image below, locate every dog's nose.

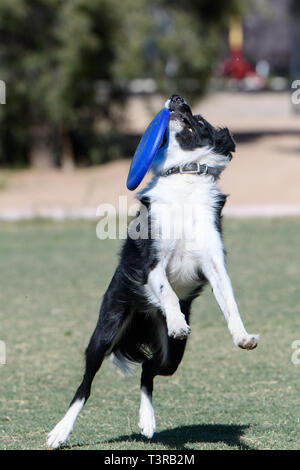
left=168, top=94, right=191, bottom=114
left=170, top=94, right=185, bottom=104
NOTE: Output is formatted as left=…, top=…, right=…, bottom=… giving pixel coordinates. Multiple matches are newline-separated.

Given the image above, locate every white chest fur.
left=142, top=173, right=223, bottom=299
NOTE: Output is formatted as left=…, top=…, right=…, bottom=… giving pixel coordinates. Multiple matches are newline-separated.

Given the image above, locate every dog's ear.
left=214, top=127, right=235, bottom=158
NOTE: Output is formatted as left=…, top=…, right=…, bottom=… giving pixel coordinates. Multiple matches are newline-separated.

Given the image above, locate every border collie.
left=47, top=94, right=259, bottom=449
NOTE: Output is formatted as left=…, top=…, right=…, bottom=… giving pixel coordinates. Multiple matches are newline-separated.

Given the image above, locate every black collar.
left=161, top=161, right=222, bottom=179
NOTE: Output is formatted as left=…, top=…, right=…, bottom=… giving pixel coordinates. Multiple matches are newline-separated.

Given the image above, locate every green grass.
left=0, top=218, right=300, bottom=450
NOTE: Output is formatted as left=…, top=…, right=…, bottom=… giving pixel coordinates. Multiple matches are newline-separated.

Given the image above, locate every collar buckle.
left=179, top=162, right=201, bottom=174
left=179, top=162, right=209, bottom=175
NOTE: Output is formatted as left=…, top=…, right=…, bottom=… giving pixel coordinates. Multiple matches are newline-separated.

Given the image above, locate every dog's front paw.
left=168, top=315, right=191, bottom=340
left=234, top=333, right=259, bottom=350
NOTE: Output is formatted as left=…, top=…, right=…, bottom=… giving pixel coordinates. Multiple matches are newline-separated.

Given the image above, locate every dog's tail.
left=109, top=351, right=136, bottom=377
left=110, top=308, right=168, bottom=377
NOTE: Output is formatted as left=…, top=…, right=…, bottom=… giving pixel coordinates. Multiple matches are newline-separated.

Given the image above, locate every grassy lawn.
left=0, top=218, right=300, bottom=450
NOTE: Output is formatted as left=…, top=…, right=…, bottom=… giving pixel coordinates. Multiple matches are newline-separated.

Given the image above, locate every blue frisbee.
left=126, top=107, right=170, bottom=190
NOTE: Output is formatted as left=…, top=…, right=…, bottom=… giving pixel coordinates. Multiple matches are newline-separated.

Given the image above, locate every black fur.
left=168, top=94, right=235, bottom=158
left=214, top=192, right=228, bottom=235
left=173, top=113, right=235, bottom=157
left=70, top=193, right=224, bottom=410
left=66, top=94, right=233, bottom=437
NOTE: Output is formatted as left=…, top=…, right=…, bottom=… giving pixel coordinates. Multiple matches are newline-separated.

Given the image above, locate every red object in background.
left=219, top=48, right=256, bottom=80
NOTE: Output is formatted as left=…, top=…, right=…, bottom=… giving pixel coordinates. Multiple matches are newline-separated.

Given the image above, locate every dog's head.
left=152, top=94, right=235, bottom=174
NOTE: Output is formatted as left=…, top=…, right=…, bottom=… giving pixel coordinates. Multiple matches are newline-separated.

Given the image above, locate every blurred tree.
left=114, top=0, right=245, bottom=97
left=45, top=0, right=124, bottom=167
left=0, top=0, right=59, bottom=166
left=0, top=0, right=123, bottom=167
left=0, top=0, right=247, bottom=168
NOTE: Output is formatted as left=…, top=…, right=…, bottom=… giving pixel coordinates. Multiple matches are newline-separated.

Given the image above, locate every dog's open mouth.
left=168, top=95, right=193, bottom=127
left=158, top=95, right=196, bottom=148
left=169, top=109, right=196, bottom=136
left=169, top=110, right=189, bottom=123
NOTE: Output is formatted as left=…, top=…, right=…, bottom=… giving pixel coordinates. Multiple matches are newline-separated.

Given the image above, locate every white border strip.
left=1, top=205, right=300, bottom=221
left=223, top=205, right=300, bottom=218
left=0, top=207, right=98, bottom=221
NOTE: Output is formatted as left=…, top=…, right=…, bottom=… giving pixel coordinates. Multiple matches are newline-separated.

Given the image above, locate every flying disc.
left=126, top=107, right=170, bottom=190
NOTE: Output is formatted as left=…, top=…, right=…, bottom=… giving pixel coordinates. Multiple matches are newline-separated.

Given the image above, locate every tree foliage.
left=0, top=0, right=247, bottom=167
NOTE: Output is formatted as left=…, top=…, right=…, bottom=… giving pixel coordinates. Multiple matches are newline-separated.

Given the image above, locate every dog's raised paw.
left=168, top=318, right=191, bottom=340
left=237, top=334, right=259, bottom=350
left=171, top=326, right=191, bottom=340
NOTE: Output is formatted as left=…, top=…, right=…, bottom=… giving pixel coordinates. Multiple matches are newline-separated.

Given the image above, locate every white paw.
left=47, top=419, right=73, bottom=449
left=234, top=333, right=259, bottom=350
left=47, top=399, right=84, bottom=449
left=168, top=315, right=191, bottom=340
left=139, top=410, right=156, bottom=439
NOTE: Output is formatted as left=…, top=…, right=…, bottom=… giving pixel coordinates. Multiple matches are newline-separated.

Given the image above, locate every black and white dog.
left=47, top=94, right=259, bottom=449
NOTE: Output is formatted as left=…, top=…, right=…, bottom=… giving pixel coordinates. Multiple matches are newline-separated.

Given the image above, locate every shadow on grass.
left=62, top=423, right=252, bottom=450
left=105, top=423, right=252, bottom=450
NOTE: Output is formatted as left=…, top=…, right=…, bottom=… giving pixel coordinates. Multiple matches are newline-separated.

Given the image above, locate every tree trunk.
left=29, top=125, right=55, bottom=168
left=59, top=124, right=75, bottom=171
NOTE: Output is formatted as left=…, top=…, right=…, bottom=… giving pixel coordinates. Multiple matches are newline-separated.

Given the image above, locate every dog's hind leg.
left=138, top=301, right=191, bottom=439
left=139, top=363, right=156, bottom=439
left=47, top=293, right=126, bottom=449
left=139, top=338, right=188, bottom=439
